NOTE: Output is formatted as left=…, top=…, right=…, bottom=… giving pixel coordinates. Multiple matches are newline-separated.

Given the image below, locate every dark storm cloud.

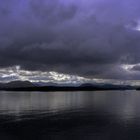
left=1, top=0, right=140, bottom=80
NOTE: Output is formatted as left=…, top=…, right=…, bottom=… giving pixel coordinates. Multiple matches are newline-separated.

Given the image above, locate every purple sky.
left=1, top=0, right=140, bottom=82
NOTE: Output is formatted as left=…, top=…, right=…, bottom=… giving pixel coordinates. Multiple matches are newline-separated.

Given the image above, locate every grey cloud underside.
left=1, top=0, right=140, bottom=80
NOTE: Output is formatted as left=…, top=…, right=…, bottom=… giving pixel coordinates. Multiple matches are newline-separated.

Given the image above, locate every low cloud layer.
left=1, top=0, right=140, bottom=81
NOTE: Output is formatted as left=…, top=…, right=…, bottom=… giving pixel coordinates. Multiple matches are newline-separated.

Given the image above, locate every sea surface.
left=0, top=91, right=140, bottom=140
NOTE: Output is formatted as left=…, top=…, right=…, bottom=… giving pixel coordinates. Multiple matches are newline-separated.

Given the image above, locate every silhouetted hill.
left=0, top=81, right=136, bottom=91
left=0, top=81, right=35, bottom=89
left=80, top=83, right=95, bottom=87
left=80, top=83, right=134, bottom=90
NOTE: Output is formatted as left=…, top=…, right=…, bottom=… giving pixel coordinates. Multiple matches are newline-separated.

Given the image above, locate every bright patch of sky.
left=0, top=66, right=140, bottom=86
left=126, top=20, right=140, bottom=31
left=0, top=66, right=90, bottom=84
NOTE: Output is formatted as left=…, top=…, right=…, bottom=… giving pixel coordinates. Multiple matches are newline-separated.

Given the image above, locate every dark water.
left=0, top=91, right=140, bottom=140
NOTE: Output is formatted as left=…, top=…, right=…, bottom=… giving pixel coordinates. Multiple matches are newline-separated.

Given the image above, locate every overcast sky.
left=0, top=0, right=140, bottom=83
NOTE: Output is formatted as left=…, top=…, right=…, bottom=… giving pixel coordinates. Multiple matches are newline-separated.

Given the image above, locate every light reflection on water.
left=0, top=91, right=140, bottom=140
left=0, top=90, right=139, bottom=121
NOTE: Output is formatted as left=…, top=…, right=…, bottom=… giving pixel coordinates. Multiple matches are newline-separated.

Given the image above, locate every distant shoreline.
left=0, top=81, right=138, bottom=92
left=0, top=86, right=137, bottom=92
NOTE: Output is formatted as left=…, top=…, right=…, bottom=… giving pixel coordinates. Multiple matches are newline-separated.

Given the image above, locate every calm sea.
left=0, top=91, right=139, bottom=140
